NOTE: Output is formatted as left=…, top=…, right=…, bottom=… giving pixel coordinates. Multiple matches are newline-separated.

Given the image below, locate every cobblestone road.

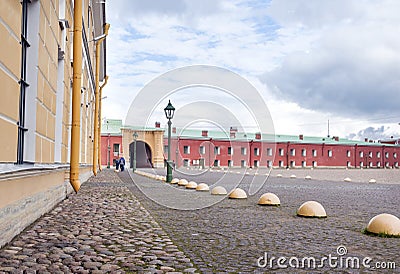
left=1, top=168, right=399, bottom=273
left=0, top=170, right=196, bottom=273
left=121, top=168, right=400, bottom=273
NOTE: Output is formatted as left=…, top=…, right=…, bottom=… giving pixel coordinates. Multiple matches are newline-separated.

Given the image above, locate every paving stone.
left=0, top=170, right=197, bottom=272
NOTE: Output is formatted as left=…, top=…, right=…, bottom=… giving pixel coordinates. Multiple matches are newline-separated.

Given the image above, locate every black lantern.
left=164, top=100, right=175, bottom=120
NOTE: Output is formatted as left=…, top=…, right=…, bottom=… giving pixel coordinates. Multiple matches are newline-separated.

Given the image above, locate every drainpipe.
left=70, top=0, right=83, bottom=193
left=98, top=75, right=108, bottom=171
left=93, top=23, right=110, bottom=176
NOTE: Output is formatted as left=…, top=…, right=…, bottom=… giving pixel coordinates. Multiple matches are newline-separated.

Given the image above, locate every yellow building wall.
left=0, top=0, right=21, bottom=162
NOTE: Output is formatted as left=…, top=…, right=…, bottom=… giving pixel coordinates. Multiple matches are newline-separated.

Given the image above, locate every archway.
left=129, top=141, right=153, bottom=168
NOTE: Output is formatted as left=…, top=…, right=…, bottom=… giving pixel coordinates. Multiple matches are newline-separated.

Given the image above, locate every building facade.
left=102, top=122, right=399, bottom=170
left=165, top=129, right=400, bottom=169
left=0, top=0, right=107, bottom=247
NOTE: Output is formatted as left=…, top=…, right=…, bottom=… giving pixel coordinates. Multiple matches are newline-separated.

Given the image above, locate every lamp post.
left=164, top=100, right=175, bottom=183
left=133, top=131, right=138, bottom=172
left=107, top=133, right=111, bottom=168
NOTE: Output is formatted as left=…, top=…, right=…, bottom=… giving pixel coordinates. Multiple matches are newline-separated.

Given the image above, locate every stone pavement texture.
left=0, top=170, right=197, bottom=273
left=121, top=168, right=400, bottom=273
left=1, top=168, right=399, bottom=273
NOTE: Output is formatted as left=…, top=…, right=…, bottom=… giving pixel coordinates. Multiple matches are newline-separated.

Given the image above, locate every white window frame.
left=241, top=147, right=247, bottom=155
left=254, top=147, right=260, bottom=156
left=199, top=146, right=205, bottom=155
left=328, top=150, right=332, bottom=157
left=183, top=145, right=190, bottom=154
left=302, top=149, right=306, bottom=157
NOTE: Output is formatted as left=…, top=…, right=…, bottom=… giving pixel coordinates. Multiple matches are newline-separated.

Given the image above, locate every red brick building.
left=101, top=120, right=399, bottom=169
left=164, top=128, right=400, bottom=169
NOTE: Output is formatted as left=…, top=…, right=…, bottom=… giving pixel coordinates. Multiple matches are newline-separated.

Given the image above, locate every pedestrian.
left=115, top=158, right=120, bottom=172
left=119, top=155, right=126, bottom=171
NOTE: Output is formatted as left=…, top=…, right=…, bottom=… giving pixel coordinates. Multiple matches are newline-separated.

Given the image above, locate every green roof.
left=106, top=121, right=398, bottom=147
left=101, top=119, right=122, bottom=135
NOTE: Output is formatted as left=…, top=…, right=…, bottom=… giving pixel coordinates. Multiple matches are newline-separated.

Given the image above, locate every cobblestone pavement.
left=0, top=170, right=197, bottom=273
left=120, top=168, right=400, bottom=273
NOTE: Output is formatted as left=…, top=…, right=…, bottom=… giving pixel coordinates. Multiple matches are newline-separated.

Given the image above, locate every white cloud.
left=103, top=0, right=400, bottom=140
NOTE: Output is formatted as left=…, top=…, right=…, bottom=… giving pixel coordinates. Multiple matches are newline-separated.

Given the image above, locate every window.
left=241, top=147, right=247, bottom=155
left=359, top=151, right=364, bottom=157
left=360, top=161, right=364, bottom=167
left=214, top=160, right=220, bottom=167
left=394, top=153, right=397, bottom=159
left=228, top=160, right=233, bottom=167
left=267, top=160, right=272, bottom=168
left=192, top=159, right=199, bottom=165
left=113, top=144, right=120, bottom=156
left=214, top=146, right=220, bottom=155
left=312, top=149, right=317, bottom=157
left=290, top=148, right=295, bottom=156
left=377, top=161, right=381, bottom=167
left=377, top=152, right=381, bottom=158
left=199, top=146, right=205, bottom=155
left=279, top=148, right=284, bottom=156
left=328, top=150, right=332, bottom=157
left=385, top=152, right=389, bottom=159
left=368, top=151, right=373, bottom=158
left=183, top=146, right=190, bottom=154
left=228, top=147, right=233, bottom=155
left=395, top=162, right=398, bottom=168
left=267, top=148, right=273, bottom=156
left=369, top=162, right=373, bottom=167
left=302, top=149, right=306, bottom=157
left=347, top=150, right=351, bottom=157
left=312, top=161, right=317, bottom=168
left=164, top=145, right=168, bottom=153
left=290, top=160, right=295, bottom=167
left=385, top=162, right=390, bottom=168
left=279, top=160, right=284, bottom=167
left=254, top=160, right=259, bottom=167
left=347, top=161, right=351, bottom=168
left=241, top=160, right=246, bottom=167
left=302, top=161, right=306, bottom=167
left=183, top=159, right=189, bottom=167
left=254, top=147, right=260, bottom=156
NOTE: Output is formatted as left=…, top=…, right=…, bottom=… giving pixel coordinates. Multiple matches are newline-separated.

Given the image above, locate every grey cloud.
left=262, top=1, right=400, bottom=118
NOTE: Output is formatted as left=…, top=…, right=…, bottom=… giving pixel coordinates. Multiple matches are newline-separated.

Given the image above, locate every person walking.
left=119, top=155, right=126, bottom=171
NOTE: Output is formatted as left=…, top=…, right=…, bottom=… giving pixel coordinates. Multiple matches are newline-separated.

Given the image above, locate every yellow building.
left=0, top=0, right=107, bottom=247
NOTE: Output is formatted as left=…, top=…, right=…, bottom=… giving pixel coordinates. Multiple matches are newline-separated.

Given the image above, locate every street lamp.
left=164, top=100, right=175, bottom=183
left=133, top=131, right=138, bottom=172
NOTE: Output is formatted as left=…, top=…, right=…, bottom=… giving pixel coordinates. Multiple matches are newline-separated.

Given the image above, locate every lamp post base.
left=166, top=162, right=173, bottom=183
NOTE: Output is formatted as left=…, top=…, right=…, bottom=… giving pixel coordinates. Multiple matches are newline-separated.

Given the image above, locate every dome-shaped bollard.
left=170, top=178, right=179, bottom=184
left=297, top=201, right=327, bottom=218
left=196, top=183, right=209, bottom=191
left=290, top=174, right=297, bottom=179
left=276, top=174, right=282, bottom=178
left=211, top=186, right=227, bottom=195
left=366, top=213, right=400, bottom=236
left=258, top=193, right=280, bottom=206
left=305, top=175, right=312, bottom=180
left=369, top=179, right=377, bottom=184
left=186, top=181, right=198, bottom=189
left=178, top=179, right=188, bottom=186
left=229, top=188, right=248, bottom=199
left=344, top=177, right=352, bottom=182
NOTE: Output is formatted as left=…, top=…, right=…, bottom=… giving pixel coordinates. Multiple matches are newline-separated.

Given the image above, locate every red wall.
left=164, top=137, right=400, bottom=169
left=100, top=135, right=122, bottom=166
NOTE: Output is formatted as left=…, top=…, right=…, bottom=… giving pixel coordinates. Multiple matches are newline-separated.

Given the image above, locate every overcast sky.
left=102, top=0, right=400, bottom=140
